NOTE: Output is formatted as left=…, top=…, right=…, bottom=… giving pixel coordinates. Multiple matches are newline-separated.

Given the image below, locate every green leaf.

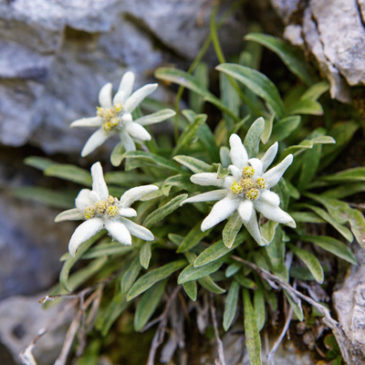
left=245, top=33, right=315, bottom=85
left=244, top=117, right=265, bottom=156
left=283, top=136, right=335, bottom=157
left=284, top=290, right=303, bottom=321
left=290, top=265, right=315, bottom=281
left=173, top=155, right=212, bottom=173
left=144, top=194, right=187, bottom=228
left=127, top=259, right=186, bottom=300
left=110, top=142, right=125, bottom=167
left=177, top=259, right=224, bottom=284
left=254, top=286, right=266, bottom=331
left=265, top=228, right=287, bottom=281
left=261, top=114, right=274, bottom=145
left=139, top=243, right=152, bottom=269
left=95, top=296, right=128, bottom=336
left=121, top=256, right=141, bottom=294
left=305, top=204, right=353, bottom=242
left=198, top=276, right=225, bottom=294
left=25, top=156, right=55, bottom=171
left=189, top=63, right=209, bottom=113
left=301, top=81, right=329, bottom=100
left=347, top=209, right=365, bottom=248
left=82, top=242, right=132, bottom=259
left=194, top=234, right=245, bottom=267
left=304, top=193, right=348, bottom=224
left=321, top=122, right=358, bottom=168
left=155, top=67, right=239, bottom=121
left=222, top=212, right=243, bottom=248
left=60, top=231, right=104, bottom=291
left=135, top=109, right=176, bottom=126
left=177, top=223, right=210, bottom=252
left=104, top=171, right=153, bottom=186
left=216, top=63, right=285, bottom=118
left=297, top=144, right=322, bottom=191
left=261, top=220, right=278, bottom=245
left=162, top=174, right=194, bottom=195
left=287, top=83, right=328, bottom=115
left=289, top=244, right=324, bottom=283
left=122, top=150, right=182, bottom=172
left=287, top=98, right=323, bottom=116
left=271, top=115, right=301, bottom=142
left=291, top=211, right=325, bottom=224
left=75, top=340, right=100, bottom=365
left=320, top=167, right=365, bottom=184
left=301, top=235, right=356, bottom=264
left=223, top=281, right=239, bottom=331
left=134, top=280, right=167, bottom=331
left=220, top=72, right=241, bottom=132
left=173, top=114, right=207, bottom=155
left=225, top=263, right=241, bottom=278
left=243, top=289, right=262, bottom=365
left=323, top=182, right=365, bottom=199
left=44, top=164, right=92, bottom=186
left=235, top=273, right=257, bottom=289
left=13, top=187, right=75, bottom=209
left=183, top=281, right=198, bottom=301
left=182, top=110, right=219, bottom=161
left=220, top=146, right=231, bottom=168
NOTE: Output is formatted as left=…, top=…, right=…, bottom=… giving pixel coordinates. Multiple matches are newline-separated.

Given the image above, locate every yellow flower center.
left=97, top=104, right=124, bottom=133
left=84, top=207, right=96, bottom=220
left=256, top=177, right=266, bottom=189
left=83, top=195, right=119, bottom=219
left=240, top=178, right=255, bottom=190
left=106, top=205, right=119, bottom=217
left=230, top=166, right=266, bottom=201
left=95, top=200, right=108, bottom=214
left=245, top=188, right=260, bottom=200
left=107, top=195, right=115, bottom=205
left=231, top=181, right=243, bottom=194
left=242, top=166, right=255, bottom=178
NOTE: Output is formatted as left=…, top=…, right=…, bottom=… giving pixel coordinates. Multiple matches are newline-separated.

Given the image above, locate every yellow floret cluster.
left=230, top=166, right=266, bottom=201
left=97, top=104, right=123, bottom=133
left=83, top=195, right=119, bottom=219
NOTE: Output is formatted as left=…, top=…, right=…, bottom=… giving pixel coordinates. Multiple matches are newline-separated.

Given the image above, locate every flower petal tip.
left=286, top=220, right=296, bottom=228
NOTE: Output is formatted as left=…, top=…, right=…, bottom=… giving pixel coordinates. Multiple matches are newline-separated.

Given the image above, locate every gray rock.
left=0, top=0, right=245, bottom=152
left=301, top=6, right=351, bottom=103
left=272, top=0, right=365, bottom=102
left=0, top=191, right=73, bottom=299
left=0, top=156, right=74, bottom=299
left=270, top=0, right=301, bottom=23
left=0, top=293, right=74, bottom=365
left=333, top=248, right=365, bottom=362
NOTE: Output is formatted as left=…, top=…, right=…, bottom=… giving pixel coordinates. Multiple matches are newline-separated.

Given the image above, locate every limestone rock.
left=0, top=155, right=74, bottom=299
left=270, top=0, right=301, bottom=23
left=272, top=0, right=365, bottom=102
left=0, top=191, right=73, bottom=299
left=333, top=248, right=365, bottom=362
left=0, top=0, right=244, bottom=153
left=0, top=293, right=74, bottom=365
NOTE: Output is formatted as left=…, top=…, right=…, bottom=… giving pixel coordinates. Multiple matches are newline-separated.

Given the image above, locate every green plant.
left=18, top=6, right=364, bottom=364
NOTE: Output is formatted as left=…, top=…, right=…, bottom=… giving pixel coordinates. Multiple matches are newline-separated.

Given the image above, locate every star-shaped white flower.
left=184, top=134, right=296, bottom=245
left=71, top=71, right=175, bottom=157
left=55, top=161, right=158, bottom=256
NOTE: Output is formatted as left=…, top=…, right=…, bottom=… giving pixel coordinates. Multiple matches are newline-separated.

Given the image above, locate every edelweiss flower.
left=55, top=162, right=158, bottom=256
left=184, top=134, right=296, bottom=245
left=71, top=71, right=175, bottom=157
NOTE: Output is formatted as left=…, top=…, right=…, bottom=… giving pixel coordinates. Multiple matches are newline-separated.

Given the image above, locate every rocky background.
left=0, top=0, right=364, bottom=364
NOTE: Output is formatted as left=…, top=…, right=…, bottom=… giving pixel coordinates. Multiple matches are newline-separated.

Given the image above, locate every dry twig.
left=147, top=287, right=181, bottom=365
left=209, top=294, right=227, bottom=365
left=231, top=255, right=354, bottom=364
